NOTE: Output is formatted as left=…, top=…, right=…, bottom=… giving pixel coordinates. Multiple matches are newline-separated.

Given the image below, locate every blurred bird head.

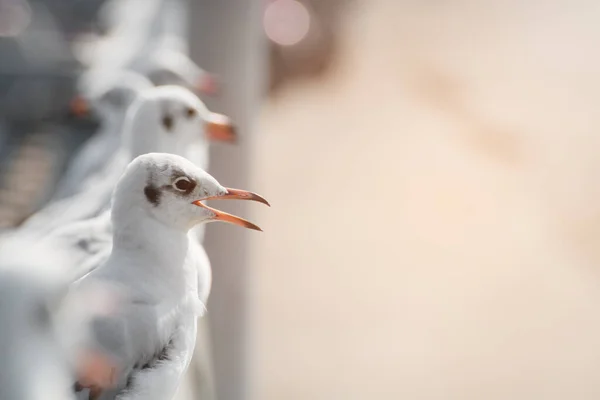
left=91, top=72, right=154, bottom=120
left=112, top=153, right=268, bottom=232
left=144, top=49, right=219, bottom=96
left=71, top=70, right=154, bottom=121
left=122, top=85, right=236, bottom=164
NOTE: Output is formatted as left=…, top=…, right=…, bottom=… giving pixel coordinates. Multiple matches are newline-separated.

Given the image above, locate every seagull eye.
left=185, top=107, right=197, bottom=119
left=173, top=177, right=193, bottom=192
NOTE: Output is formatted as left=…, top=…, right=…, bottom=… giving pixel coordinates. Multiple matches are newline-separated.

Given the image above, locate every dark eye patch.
left=144, top=184, right=161, bottom=206
left=162, top=114, right=174, bottom=131
left=185, top=107, right=197, bottom=119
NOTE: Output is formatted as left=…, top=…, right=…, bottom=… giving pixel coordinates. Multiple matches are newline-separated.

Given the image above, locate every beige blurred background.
left=248, top=1, right=600, bottom=399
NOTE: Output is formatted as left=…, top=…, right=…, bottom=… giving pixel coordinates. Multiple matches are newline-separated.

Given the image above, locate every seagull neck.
left=121, top=112, right=154, bottom=159
left=130, top=139, right=151, bottom=160
left=124, top=132, right=148, bottom=160
left=110, top=207, right=189, bottom=270
left=110, top=114, right=127, bottom=138
left=102, top=111, right=122, bottom=130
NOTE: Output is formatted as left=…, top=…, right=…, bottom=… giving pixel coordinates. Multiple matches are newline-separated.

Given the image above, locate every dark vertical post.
left=188, top=1, right=266, bottom=400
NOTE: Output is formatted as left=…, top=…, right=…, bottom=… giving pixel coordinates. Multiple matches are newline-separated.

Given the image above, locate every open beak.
left=206, top=113, right=237, bottom=144
left=192, top=187, right=269, bottom=231
left=196, top=73, right=218, bottom=96
left=69, top=95, right=89, bottom=117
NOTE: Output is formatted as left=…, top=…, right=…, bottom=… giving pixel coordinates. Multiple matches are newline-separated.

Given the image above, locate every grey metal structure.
left=189, top=1, right=267, bottom=400
left=0, top=1, right=97, bottom=229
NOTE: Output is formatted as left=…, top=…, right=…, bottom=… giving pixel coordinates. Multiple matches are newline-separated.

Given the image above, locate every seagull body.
left=53, top=210, right=212, bottom=305
left=72, top=153, right=267, bottom=400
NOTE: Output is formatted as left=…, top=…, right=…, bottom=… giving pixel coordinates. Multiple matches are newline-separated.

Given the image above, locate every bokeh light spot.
left=0, top=0, right=31, bottom=37
left=264, top=0, right=310, bottom=46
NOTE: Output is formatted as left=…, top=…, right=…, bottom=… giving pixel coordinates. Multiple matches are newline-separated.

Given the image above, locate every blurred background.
left=4, top=0, right=600, bottom=399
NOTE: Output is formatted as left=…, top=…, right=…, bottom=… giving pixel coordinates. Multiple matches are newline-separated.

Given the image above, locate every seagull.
left=98, top=0, right=218, bottom=96
left=19, top=85, right=235, bottom=237
left=72, top=152, right=269, bottom=400
left=0, top=235, right=118, bottom=400
left=52, top=70, right=154, bottom=202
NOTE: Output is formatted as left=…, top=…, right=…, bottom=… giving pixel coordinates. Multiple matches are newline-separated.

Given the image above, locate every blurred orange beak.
left=69, top=96, right=89, bottom=117
left=206, top=113, right=237, bottom=144
left=192, top=187, right=269, bottom=231
left=77, top=350, right=117, bottom=391
left=196, top=73, right=218, bottom=96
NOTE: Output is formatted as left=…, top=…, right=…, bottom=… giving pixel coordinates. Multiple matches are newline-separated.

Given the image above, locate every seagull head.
left=91, top=71, right=154, bottom=120
left=112, top=153, right=269, bottom=231
left=70, top=70, right=153, bottom=121
left=123, top=85, right=236, bottom=161
left=145, top=49, right=218, bottom=96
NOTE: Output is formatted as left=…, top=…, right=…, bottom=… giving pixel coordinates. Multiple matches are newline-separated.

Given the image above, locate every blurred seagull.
left=0, top=236, right=117, bottom=400
left=88, top=0, right=217, bottom=96
left=72, top=153, right=268, bottom=400
left=53, top=70, right=154, bottom=202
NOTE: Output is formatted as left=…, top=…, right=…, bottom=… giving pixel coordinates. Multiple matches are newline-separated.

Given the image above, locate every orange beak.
left=192, top=187, right=269, bottom=231
left=76, top=350, right=118, bottom=391
left=196, top=73, right=218, bottom=96
left=69, top=95, right=89, bottom=117
left=205, top=113, right=237, bottom=144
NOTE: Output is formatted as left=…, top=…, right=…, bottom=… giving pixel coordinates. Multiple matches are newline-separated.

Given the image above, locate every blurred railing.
left=189, top=1, right=267, bottom=400
left=0, top=0, right=97, bottom=229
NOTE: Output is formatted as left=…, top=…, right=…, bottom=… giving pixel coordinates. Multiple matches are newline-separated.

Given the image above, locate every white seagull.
left=72, top=153, right=268, bottom=400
